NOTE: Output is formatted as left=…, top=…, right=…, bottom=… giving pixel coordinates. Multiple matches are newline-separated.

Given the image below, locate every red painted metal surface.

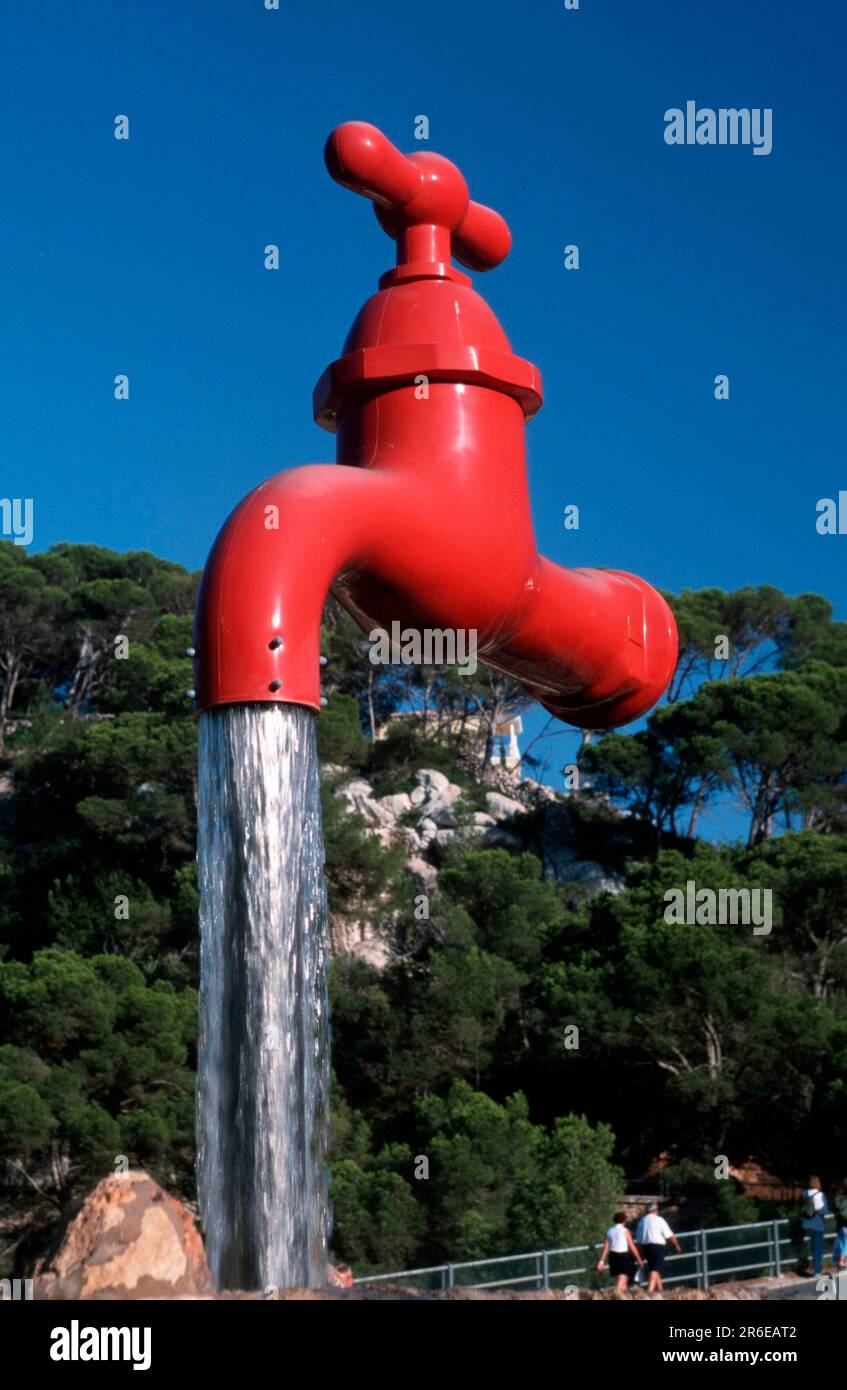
left=194, top=122, right=677, bottom=729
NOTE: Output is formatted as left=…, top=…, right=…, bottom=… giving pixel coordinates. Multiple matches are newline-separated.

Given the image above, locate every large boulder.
left=485, top=791, right=526, bottom=821
left=414, top=769, right=450, bottom=797
left=411, top=770, right=464, bottom=822
left=35, top=1171, right=212, bottom=1300
left=539, top=836, right=624, bottom=896
left=334, top=778, right=394, bottom=827
left=377, top=791, right=413, bottom=819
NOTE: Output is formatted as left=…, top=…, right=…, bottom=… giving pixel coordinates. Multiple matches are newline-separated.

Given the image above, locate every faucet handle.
left=324, top=121, right=511, bottom=273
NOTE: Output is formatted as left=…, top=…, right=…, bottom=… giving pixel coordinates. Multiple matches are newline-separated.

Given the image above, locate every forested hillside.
left=1, top=540, right=846, bottom=1276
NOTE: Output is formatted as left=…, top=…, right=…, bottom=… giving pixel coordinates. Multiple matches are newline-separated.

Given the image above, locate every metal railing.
left=353, top=1215, right=837, bottom=1294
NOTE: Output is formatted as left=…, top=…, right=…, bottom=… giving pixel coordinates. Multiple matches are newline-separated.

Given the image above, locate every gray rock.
left=417, top=816, right=438, bottom=845
left=432, top=781, right=463, bottom=805
left=485, top=791, right=526, bottom=821
left=393, top=826, right=423, bottom=852
left=407, top=857, right=439, bottom=893
left=414, top=772, right=464, bottom=823
left=360, top=797, right=397, bottom=827
left=561, top=861, right=624, bottom=896
left=343, top=778, right=375, bottom=797
left=520, top=777, right=559, bottom=805
left=335, top=778, right=394, bottom=827
left=414, top=769, right=450, bottom=795
left=378, top=792, right=413, bottom=818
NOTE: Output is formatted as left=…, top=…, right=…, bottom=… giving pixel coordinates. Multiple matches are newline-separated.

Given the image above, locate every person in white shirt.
left=801, top=1175, right=829, bottom=1275
left=635, top=1203, right=681, bottom=1293
left=596, top=1211, right=645, bottom=1292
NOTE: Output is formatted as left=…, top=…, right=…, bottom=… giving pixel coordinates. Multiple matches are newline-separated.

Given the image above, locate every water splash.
left=196, top=704, right=330, bottom=1291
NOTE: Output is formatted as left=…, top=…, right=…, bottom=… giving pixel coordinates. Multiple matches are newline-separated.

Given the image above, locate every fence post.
left=447, top=1263, right=454, bottom=1290
left=541, top=1250, right=549, bottom=1291
left=772, top=1220, right=782, bottom=1277
left=699, top=1229, right=710, bottom=1291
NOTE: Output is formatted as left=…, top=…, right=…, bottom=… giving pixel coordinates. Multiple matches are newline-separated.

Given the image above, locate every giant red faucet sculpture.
left=194, top=122, right=677, bottom=727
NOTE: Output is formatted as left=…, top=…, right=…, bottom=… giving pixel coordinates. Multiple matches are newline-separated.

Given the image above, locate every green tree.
left=439, top=849, right=564, bottom=967
left=0, top=950, right=196, bottom=1205
left=0, top=545, right=66, bottom=750
left=692, top=665, right=846, bottom=844
left=581, top=700, right=731, bottom=840
left=316, top=692, right=368, bottom=767
left=330, top=1158, right=425, bottom=1274
left=511, top=1113, right=624, bottom=1252
left=414, top=1081, right=623, bottom=1261
left=414, top=1080, right=543, bottom=1260
left=751, top=832, right=847, bottom=998
left=666, top=586, right=816, bottom=701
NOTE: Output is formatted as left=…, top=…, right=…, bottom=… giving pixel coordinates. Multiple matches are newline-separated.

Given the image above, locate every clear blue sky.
left=2, top=0, right=845, bottom=825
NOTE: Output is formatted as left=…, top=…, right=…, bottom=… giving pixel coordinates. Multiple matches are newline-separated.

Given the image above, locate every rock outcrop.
left=329, top=765, right=624, bottom=965
left=35, top=1171, right=212, bottom=1300
left=333, top=766, right=528, bottom=858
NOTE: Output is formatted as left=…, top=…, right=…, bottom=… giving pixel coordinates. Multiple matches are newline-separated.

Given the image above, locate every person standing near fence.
left=635, top=1202, right=681, bottom=1294
left=801, top=1176, right=829, bottom=1276
left=831, top=1186, right=847, bottom=1272
left=596, top=1211, right=645, bottom=1292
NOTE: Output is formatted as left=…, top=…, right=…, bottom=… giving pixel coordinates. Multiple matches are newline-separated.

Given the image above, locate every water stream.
left=196, top=704, right=330, bottom=1291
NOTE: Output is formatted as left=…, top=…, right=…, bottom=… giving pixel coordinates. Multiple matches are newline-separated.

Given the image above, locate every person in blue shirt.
left=832, top=1186, right=847, bottom=1272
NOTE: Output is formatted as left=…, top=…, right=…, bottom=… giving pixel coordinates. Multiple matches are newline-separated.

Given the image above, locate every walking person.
left=635, top=1202, right=681, bottom=1295
left=596, top=1211, right=645, bottom=1292
left=801, top=1175, right=829, bottom=1276
left=831, top=1186, right=847, bottom=1272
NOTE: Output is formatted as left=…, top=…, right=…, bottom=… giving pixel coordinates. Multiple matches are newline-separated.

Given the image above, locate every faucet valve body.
left=195, top=123, right=677, bottom=730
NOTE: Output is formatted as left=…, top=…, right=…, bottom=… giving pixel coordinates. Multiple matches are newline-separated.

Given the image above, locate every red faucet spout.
left=194, top=386, right=676, bottom=727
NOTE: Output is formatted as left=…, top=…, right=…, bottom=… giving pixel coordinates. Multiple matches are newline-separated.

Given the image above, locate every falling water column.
left=196, top=704, right=330, bottom=1291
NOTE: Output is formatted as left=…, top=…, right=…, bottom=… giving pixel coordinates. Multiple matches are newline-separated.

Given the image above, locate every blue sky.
left=2, top=0, right=844, bottom=828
